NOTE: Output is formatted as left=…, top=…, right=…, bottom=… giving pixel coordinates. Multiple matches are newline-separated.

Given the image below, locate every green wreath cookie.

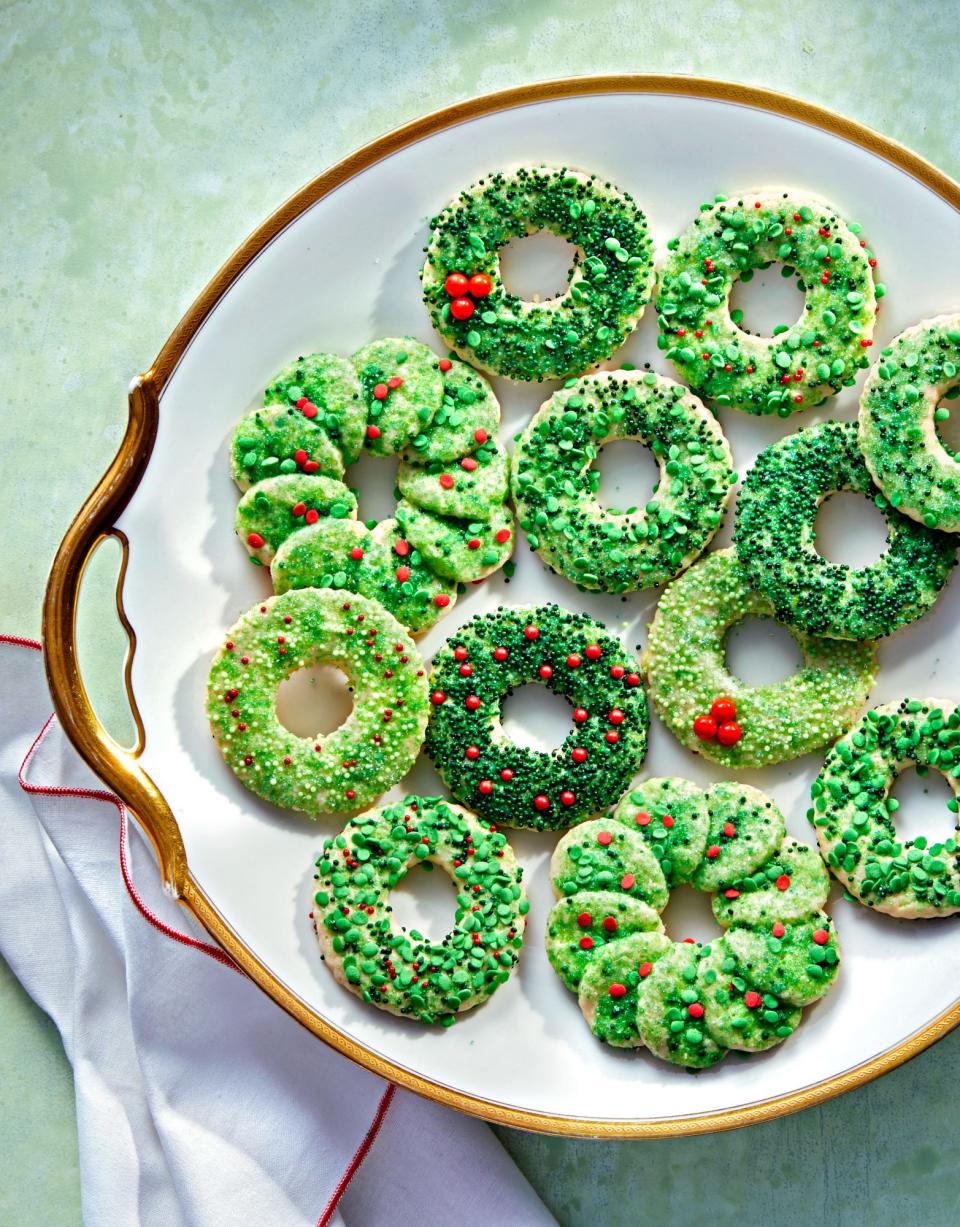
left=230, top=343, right=515, bottom=632
left=206, top=588, right=429, bottom=815
left=546, top=781, right=840, bottom=1067
left=424, top=605, right=649, bottom=831
left=421, top=165, right=656, bottom=382
left=657, top=189, right=879, bottom=416
left=511, top=370, right=735, bottom=592
left=644, top=549, right=878, bottom=767
left=734, top=421, right=957, bottom=640
left=312, top=795, right=527, bottom=1025
left=810, top=699, right=960, bottom=918
left=859, top=314, right=960, bottom=532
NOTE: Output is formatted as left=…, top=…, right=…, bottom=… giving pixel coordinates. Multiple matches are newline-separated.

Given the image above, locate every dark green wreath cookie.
left=424, top=605, right=649, bottom=830
left=312, top=795, right=527, bottom=1025
left=421, top=165, right=656, bottom=381
left=657, top=189, right=879, bottom=416
left=511, top=370, right=735, bottom=592
left=734, top=421, right=957, bottom=640
left=811, top=698, right=960, bottom=918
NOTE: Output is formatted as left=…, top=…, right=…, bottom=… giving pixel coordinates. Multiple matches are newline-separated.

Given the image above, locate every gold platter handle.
left=42, top=374, right=188, bottom=895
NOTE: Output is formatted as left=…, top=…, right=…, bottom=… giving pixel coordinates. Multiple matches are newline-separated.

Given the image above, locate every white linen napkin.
left=0, top=637, right=555, bottom=1227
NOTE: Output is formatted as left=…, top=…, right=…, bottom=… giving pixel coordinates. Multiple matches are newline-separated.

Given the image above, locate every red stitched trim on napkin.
left=17, top=710, right=238, bottom=970
left=6, top=633, right=397, bottom=1219
left=316, top=1083, right=396, bottom=1227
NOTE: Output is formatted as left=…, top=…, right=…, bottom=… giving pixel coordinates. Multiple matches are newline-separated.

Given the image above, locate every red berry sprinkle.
left=577, top=912, right=592, bottom=928
left=373, top=383, right=389, bottom=401
left=634, top=811, right=651, bottom=827
left=433, top=594, right=450, bottom=608
left=775, top=874, right=791, bottom=891
left=465, top=745, right=480, bottom=760
left=478, top=779, right=494, bottom=795
left=571, top=747, right=587, bottom=763
left=431, top=691, right=446, bottom=705
left=579, top=936, right=594, bottom=950
left=366, top=424, right=381, bottom=439
left=717, top=721, right=742, bottom=747
left=687, top=1002, right=705, bottom=1019
left=596, top=830, right=613, bottom=846
left=585, top=643, right=602, bottom=660
left=744, top=991, right=763, bottom=1009
left=608, top=708, right=624, bottom=725
left=560, top=790, right=575, bottom=807
left=304, top=508, right=319, bottom=525
left=474, top=428, right=489, bottom=444
left=812, top=928, right=830, bottom=945
left=608, top=983, right=627, bottom=999
left=772, top=922, right=786, bottom=938
left=533, top=794, right=550, bottom=811
left=706, top=845, right=721, bottom=860
left=494, top=527, right=510, bottom=543
left=450, top=297, right=475, bottom=320
left=445, top=272, right=469, bottom=297
left=710, top=696, right=737, bottom=723
left=468, top=273, right=493, bottom=297
left=524, top=625, right=540, bottom=640
left=439, top=473, right=455, bottom=489
left=620, top=873, right=635, bottom=890
left=638, top=961, right=653, bottom=978
left=566, top=653, right=582, bottom=668
left=465, top=695, right=481, bottom=711
left=693, top=715, right=718, bottom=741
left=493, top=646, right=509, bottom=661
left=602, top=916, right=618, bottom=933
left=395, top=565, right=411, bottom=583
left=439, top=358, right=453, bottom=372
left=246, top=532, right=265, bottom=549
left=573, top=707, right=588, bottom=723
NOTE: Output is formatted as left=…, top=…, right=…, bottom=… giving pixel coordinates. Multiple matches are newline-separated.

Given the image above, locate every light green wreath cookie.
left=644, top=549, right=877, bottom=768
left=657, top=189, right=879, bottom=416
left=859, top=314, right=960, bottom=532
left=206, top=588, right=429, bottom=815
left=511, top=370, right=735, bottom=592
left=546, top=780, right=840, bottom=1067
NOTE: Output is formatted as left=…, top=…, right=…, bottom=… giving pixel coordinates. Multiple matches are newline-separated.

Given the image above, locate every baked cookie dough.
left=658, top=189, right=879, bottom=415
left=810, top=698, right=960, bottom=917
left=206, top=588, right=429, bottom=814
left=859, top=314, right=960, bottom=532
left=644, top=549, right=878, bottom=767
left=546, top=780, right=840, bottom=1066
left=511, top=370, right=735, bottom=592
left=421, top=165, right=656, bottom=382
left=424, top=605, right=649, bottom=831
left=313, top=795, right=527, bottom=1024
left=734, top=421, right=957, bottom=640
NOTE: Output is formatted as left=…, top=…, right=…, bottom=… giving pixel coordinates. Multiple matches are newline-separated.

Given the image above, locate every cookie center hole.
left=498, top=684, right=571, bottom=752
left=660, top=885, right=723, bottom=946
left=389, top=862, right=458, bottom=943
left=594, top=438, right=660, bottom=512
left=349, top=450, right=398, bottom=525
left=935, top=389, right=960, bottom=457
left=724, top=617, right=803, bottom=686
left=276, top=664, right=353, bottom=738
left=815, top=491, right=888, bottom=567
left=728, top=262, right=806, bottom=337
left=498, top=229, right=577, bottom=302
left=889, top=767, right=959, bottom=846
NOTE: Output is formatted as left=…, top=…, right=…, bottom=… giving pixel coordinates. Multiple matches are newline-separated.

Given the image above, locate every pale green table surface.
left=4, top=2, right=960, bottom=1223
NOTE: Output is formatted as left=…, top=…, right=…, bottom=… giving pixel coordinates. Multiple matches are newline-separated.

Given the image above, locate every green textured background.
left=3, top=1, right=960, bottom=1223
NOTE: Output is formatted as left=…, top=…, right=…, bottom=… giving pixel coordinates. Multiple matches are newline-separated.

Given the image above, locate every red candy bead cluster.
left=692, top=696, right=742, bottom=747
left=444, top=271, right=493, bottom=321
